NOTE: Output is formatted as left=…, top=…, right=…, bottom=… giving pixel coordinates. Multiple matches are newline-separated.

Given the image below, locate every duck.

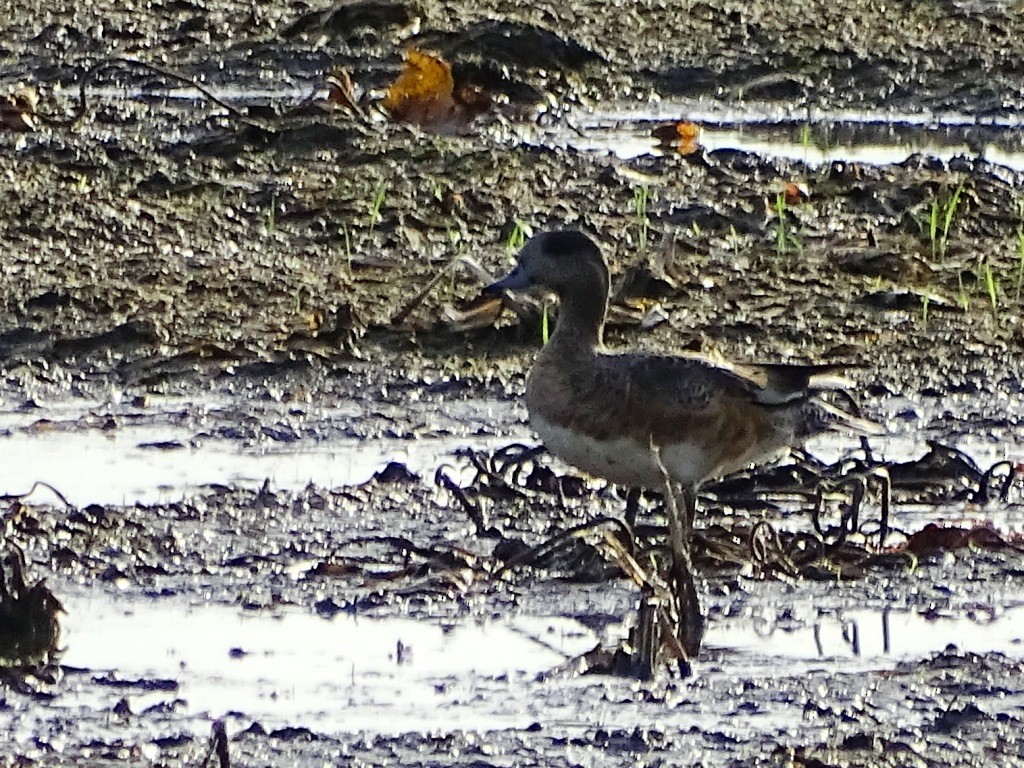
left=486, top=229, right=881, bottom=659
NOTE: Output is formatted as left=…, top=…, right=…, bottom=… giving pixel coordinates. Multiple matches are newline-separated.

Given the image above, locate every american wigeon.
left=487, top=230, right=881, bottom=660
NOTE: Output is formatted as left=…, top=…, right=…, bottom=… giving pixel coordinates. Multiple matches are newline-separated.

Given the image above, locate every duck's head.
left=486, top=230, right=608, bottom=299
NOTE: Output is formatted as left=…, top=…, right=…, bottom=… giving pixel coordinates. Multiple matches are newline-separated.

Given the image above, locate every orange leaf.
left=674, top=121, right=700, bottom=141
left=382, top=49, right=457, bottom=125
left=783, top=181, right=810, bottom=205
left=651, top=121, right=701, bottom=156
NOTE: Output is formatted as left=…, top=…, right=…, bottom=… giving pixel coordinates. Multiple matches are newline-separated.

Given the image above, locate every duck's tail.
left=734, top=361, right=862, bottom=405
left=801, top=397, right=885, bottom=438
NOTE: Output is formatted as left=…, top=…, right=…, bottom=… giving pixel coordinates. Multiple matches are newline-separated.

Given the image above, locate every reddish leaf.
left=904, top=523, right=1014, bottom=556
left=652, top=121, right=701, bottom=155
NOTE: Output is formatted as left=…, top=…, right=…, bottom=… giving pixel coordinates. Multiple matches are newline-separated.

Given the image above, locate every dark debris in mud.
left=0, top=544, right=62, bottom=672
left=4, top=437, right=1020, bottom=622
left=442, top=439, right=1024, bottom=584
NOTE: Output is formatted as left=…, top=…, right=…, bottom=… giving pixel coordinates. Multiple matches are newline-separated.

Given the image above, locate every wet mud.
left=3, top=0, right=1024, bottom=766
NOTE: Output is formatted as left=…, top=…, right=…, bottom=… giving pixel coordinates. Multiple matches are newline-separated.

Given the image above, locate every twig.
left=200, top=719, right=230, bottom=768
left=390, top=252, right=466, bottom=327
left=0, top=481, right=73, bottom=511
left=492, top=516, right=633, bottom=579
left=434, top=466, right=494, bottom=537
left=46, top=56, right=276, bottom=133
left=871, top=467, right=892, bottom=547
left=324, top=67, right=371, bottom=125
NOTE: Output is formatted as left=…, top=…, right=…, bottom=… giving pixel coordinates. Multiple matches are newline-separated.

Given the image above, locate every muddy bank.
left=4, top=114, right=1024, bottom=401
left=3, top=3, right=1024, bottom=403
left=5, top=0, right=1024, bottom=113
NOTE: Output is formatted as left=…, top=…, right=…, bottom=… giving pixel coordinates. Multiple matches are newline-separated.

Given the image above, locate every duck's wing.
left=560, top=352, right=787, bottom=465
left=549, top=351, right=874, bottom=446
left=724, top=360, right=882, bottom=433
left=599, top=352, right=853, bottom=408
left=574, top=352, right=775, bottom=433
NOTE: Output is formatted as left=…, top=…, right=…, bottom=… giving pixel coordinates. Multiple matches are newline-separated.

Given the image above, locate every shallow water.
left=553, top=102, right=1024, bottom=169
left=78, top=82, right=1024, bottom=173
left=1, top=424, right=521, bottom=507
left=0, top=395, right=525, bottom=506
left=53, top=593, right=596, bottom=734
left=713, top=604, right=1024, bottom=668
left=7, top=589, right=1020, bottom=750
left=4, top=393, right=1022, bottom=508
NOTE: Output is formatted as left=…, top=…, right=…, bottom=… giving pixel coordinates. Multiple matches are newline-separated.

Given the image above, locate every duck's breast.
left=530, top=411, right=666, bottom=486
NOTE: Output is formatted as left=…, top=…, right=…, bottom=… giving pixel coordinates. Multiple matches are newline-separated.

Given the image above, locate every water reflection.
left=714, top=604, right=1024, bottom=662
left=560, top=103, right=1024, bottom=170
left=56, top=594, right=597, bottom=733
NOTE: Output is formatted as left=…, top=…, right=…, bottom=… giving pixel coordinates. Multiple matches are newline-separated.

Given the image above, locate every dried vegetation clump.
left=433, top=439, right=1024, bottom=676
left=0, top=544, right=62, bottom=670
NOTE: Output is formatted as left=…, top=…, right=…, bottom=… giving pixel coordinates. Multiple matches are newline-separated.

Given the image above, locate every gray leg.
left=670, top=484, right=704, bottom=659
left=649, top=442, right=706, bottom=665
left=680, top=484, right=697, bottom=538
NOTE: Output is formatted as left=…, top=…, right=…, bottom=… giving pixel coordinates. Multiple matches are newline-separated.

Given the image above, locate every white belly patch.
left=533, top=416, right=716, bottom=487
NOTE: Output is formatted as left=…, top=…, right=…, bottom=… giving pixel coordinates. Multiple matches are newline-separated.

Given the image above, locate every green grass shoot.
left=923, top=182, right=964, bottom=261
left=775, top=192, right=788, bottom=257
left=727, top=224, right=742, bottom=260
left=957, top=271, right=970, bottom=311
left=506, top=220, right=527, bottom=254
left=633, top=185, right=651, bottom=254
left=266, top=194, right=276, bottom=232
left=938, top=182, right=964, bottom=260
left=984, top=259, right=999, bottom=318
left=368, top=180, right=388, bottom=229
left=799, top=123, right=812, bottom=163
